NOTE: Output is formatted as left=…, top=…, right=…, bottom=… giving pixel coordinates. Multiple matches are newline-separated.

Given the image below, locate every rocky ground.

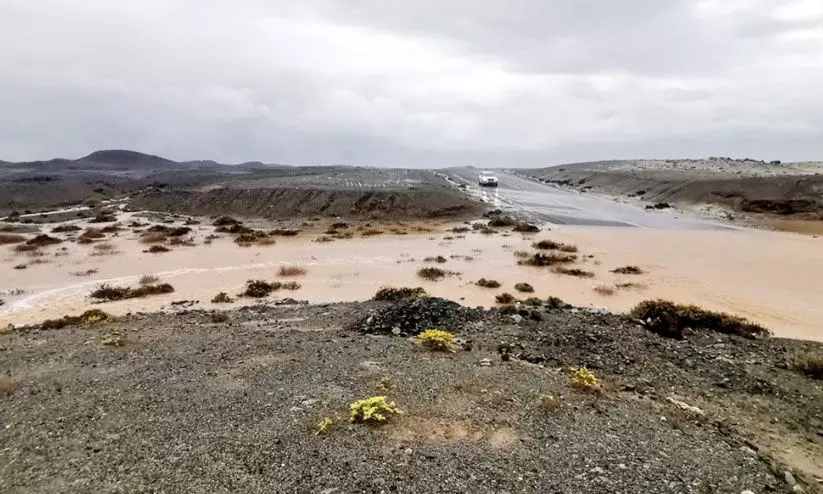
left=519, top=159, right=823, bottom=224
left=1, top=298, right=821, bottom=493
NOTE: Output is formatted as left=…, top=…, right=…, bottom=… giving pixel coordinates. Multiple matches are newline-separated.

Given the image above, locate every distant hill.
left=81, top=150, right=177, bottom=168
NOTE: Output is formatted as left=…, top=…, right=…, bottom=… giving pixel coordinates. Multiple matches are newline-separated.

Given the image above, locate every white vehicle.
left=478, top=170, right=499, bottom=187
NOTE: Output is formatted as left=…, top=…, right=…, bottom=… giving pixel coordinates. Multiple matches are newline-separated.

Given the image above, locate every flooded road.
left=2, top=212, right=822, bottom=341
left=446, top=168, right=727, bottom=229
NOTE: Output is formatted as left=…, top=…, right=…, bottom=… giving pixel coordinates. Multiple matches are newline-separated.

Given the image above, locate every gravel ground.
left=1, top=301, right=821, bottom=493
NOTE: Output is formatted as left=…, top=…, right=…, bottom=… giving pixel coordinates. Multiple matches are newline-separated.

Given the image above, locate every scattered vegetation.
left=102, top=335, right=124, bottom=347
left=349, top=396, right=401, bottom=424
left=13, top=264, right=26, bottom=270
left=611, top=265, right=644, bottom=275
left=91, top=242, right=118, bottom=255
left=51, top=224, right=82, bottom=233
left=100, top=224, right=122, bottom=233
left=513, top=222, right=540, bottom=233
left=487, top=215, right=516, bottom=227
left=316, top=417, right=334, bottom=435
left=552, top=267, right=595, bottom=278
left=241, top=280, right=282, bottom=298
left=269, top=229, right=300, bottom=237
left=423, top=255, right=447, bottom=263
left=213, top=216, right=241, bottom=226
left=217, top=224, right=254, bottom=234
left=39, top=309, right=113, bottom=330
left=416, top=329, right=456, bottom=352
left=80, top=228, right=106, bottom=241
left=361, top=229, right=384, bottom=237
left=0, top=234, right=26, bottom=245
left=278, top=265, right=307, bottom=277
left=532, top=239, right=577, bottom=252
left=88, top=214, right=117, bottom=223
left=90, top=283, right=175, bottom=302
left=593, top=284, right=616, bottom=296
left=571, top=368, right=600, bottom=391
left=139, top=274, right=160, bottom=285
left=495, top=293, right=517, bottom=304
left=417, top=267, right=446, bottom=281
left=538, top=394, right=560, bottom=413
left=518, top=252, right=577, bottom=266
left=450, top=226, right=471, bottom=233
left=790, top=352, right=823, bottom=380
left=145, top=245, right=170, bottom=253
left=25, top=234, right=62, bottom=247
left=514, top=283, right=534, bottom=293
left=546, top=296, right=571, bottom=310
left=13, top=244, right=38, bottom=253
left=209, top=312, right=229, bottom=323
left=372, top=286, right=427, bottom=302
left=314, top=235, right=334, bottom=243
left=211, top=292, right=234, bottom=303
left=140, top=232, right=167, bottom=244
left=522, top=297, right=543, bottom=307
left=630, top=299, right=771, bottom=339
left=331, top=222, right=349, bottom=229
left=476, top=278, right=501, bottom=288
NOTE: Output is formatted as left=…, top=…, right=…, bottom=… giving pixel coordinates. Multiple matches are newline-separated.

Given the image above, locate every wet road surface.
left=446, top=168, right=727, bottom=229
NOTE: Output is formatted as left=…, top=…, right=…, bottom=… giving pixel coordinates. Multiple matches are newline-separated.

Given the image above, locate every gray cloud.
left=1, top=0, right=822, bottom=165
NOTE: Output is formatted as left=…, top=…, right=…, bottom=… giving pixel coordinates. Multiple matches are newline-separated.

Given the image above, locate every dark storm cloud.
left=0, top=0, right=821, bottom=165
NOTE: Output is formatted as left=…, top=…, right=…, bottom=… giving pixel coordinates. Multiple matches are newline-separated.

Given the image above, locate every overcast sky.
left=1, top=0, right=822, bottom=166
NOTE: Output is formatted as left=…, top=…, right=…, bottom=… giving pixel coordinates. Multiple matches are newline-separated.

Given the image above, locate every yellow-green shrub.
left=416, top=329, right=455, bottom=352
left=316, top=417, right=333, bottom=435
left=571, top=368, right=599, bottom=391
left=349, top=396, right=401, bottom=424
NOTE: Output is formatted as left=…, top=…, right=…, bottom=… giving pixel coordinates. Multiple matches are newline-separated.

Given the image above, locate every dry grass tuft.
left=91, top=242, right=118, bottom=255
left=70, top=269, right=98, bottom=277
left=593, top=284, right=616, bottom=296
left=256, top=237, right=277, bottom=246
left=361, top=229, right=384, bottom=237
left=90, top=283, right=174, bottom=302
left=552, top=267, right=595, bottom=278
left=211, top=292, right=234, bottom=303
left=278, top=265, right=307, bottom=277
left=373, top=286, right=427, bottom=302
left=417, top=267, right=446, bottom=281
left=518, top=252, right=577, bottom=266
left=791, top=353, right=823, bottom=379
left=139, top=274, right=160, bottom=285
left=630, top=299, right=770, bottom=339
left=140, top=232, right=167, bottom=244
left=611, top=265, right=644, bottom=275
left=145, top=245, right=170, bottom=253
left=0, top=376, right=18, bottom=396
left=476, top=278, right=501, bottom=288
left=495, top=293, right=517, bottom=304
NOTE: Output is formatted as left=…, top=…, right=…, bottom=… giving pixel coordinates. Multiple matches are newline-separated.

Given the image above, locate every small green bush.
left=630, top=299, right=770, bottom=339
left=241, top=280, right=282, bottom=298
left=416, top=329, right=456, bottom=352
left=476, top=278, right=501, bottom=288
left=350, top=396, right=401, bottom=424
left=373, top=287, right=427, bottom=302
left=571, top=368, right=599, bottom=391
left=514, top=283, right=534, bottom=293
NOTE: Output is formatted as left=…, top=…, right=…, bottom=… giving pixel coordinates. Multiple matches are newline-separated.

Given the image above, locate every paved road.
left=445, top=168, right=727, bottom=229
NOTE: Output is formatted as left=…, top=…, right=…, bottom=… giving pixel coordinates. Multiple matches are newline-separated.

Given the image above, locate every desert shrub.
left=281, top=281, right=301, bottom=290
left=90, top=283, right=174, bottom=302
left=70, top=269, right=98, bottom=277
left=40, top=309, right=113, bottom=330
left=0, top=234, right=27, bottom=245
left=514, top=283, right=534, bottom=293
left=416, top=329, right=456, bottom=352
left=476, top=278, right=501, bottom=288
left=217, top=224, right=254, bottom=234
left=166, top=226, right=192, bottom=237
left=13, top=264, right=27, bottom=270
left=269, top=228, right=300, bottom=237
left=91, top=242, right=118, bottom=255
left=314, top=235, right=334, bottom=243
left=487, top=216, right=516, bottom=227
left=791, top=353, right=823, bottom=379
left=140, top=232, right=167, bottom=244
left=168, top=237, right=195, bottom=246
left=545, top=296, right=571, bottom=309
left=139, top=274, right=160, bottom=285
left=235, top=231, right=267, bottom=244
left=209, top=312, right=229, bottom=323
left=88, top=214, right=117, bottom=223
left=630, top=299, right=770, bottom=339
left=349, top=396, right=401, bottom=424
left=423, top=255, right=447, bottom=264
left=571, top=368, right=599, bottom=391
left=522, top=297, right=543, bottom=307
left=316, top=417, right=334, bottom=435
left=513, top=222, right=540, bottom=233
left=552, top=267, right=595, bottom=278
left=147, top=225, right=170, bottom=233
left=213, top=216, right=241, bottom=226
left=373, top=287, right=427, bottom=302
left=559, top=244, right=579, bottom=253
left=13, top=244, right=38, bottom=252
left=612, top=265, right=644, bottom=275
left=532, top=239, right=577, bottom=252
left=417, top=267, right=446, bottom=280
left=450, top=226, right=471, bottom=233
left=102, top=335, right=124, bottom=346
left=144, top=245, right=170, bottom=253
left=25, top=234, right=62, bottom=247
left=538, top=394, right=560, bottom=413
left=278, top=265, right=307, bottom=277
left=51, top=224, right=82, bottom=233
left=211, top=292, right=234, bottom=303
left=593, top=284, right=616, bottom=296
left=495, top=292, right=516, bottom=304
left=100, top=224, right=122, bottom=233
left=361, top=229, right=384, bottom=236
left=518, top=252, right=577, bottom=266
left=331, top=222, right=349, bottom=229
left=241, top=280, right=282, bottom=298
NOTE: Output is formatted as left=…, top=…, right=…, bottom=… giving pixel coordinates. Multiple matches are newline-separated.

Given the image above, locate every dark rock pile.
left=353, top=297, right=478, bottom=336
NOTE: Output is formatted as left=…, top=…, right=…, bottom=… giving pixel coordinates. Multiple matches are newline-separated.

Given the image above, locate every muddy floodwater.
left=2, top=213, right=822, bottom=341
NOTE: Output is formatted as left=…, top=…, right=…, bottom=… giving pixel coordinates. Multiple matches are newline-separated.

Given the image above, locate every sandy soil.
left=2, top=212, right=822, bottom=342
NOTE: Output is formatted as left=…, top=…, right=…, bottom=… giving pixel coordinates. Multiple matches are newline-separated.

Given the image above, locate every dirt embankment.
left=528, top=167, right=823, bottom=219
left=131, top=186, right=485, bottom=220
left=1, top=300, right=821, bottom=493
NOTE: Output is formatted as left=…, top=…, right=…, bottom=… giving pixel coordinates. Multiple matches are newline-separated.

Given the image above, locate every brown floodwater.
left=2, top=214, right=822, bottom=341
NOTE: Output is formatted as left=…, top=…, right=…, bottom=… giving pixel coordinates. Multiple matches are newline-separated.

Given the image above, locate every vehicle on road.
left=478, top=170, right=499, bottom=187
